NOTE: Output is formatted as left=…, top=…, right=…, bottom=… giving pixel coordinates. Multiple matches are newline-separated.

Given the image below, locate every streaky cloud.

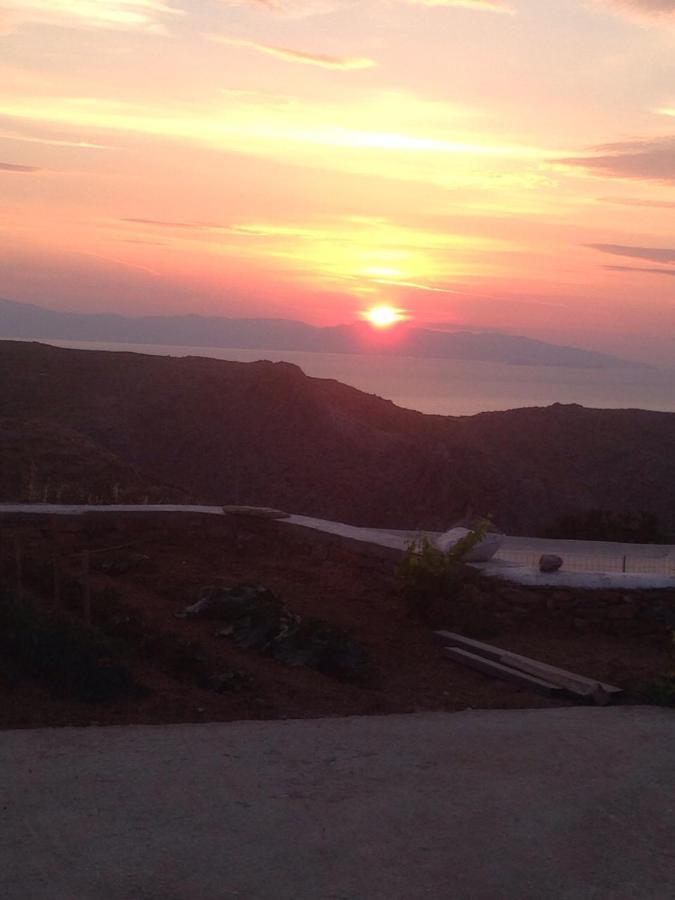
left=0, top=1, right=182, bottom=35
left=123, top=217, right=217, bottom=230
left=601, top=0, right=675, bottom=22
left=215, top=1, right=343, bottom=16
left=0, top=161, right=41, bottom=172
left=562, top=135, right=675, bottom=183
left=0, top=129, right=109, bottom=149
left=406, top=0, right=514, bottom=11
left=372, top=278, right=459, bottom=294
left=586, top=242, right=675, bottom=264
left=606, top=265, right=675, bottom=276
left=206, top=34, right=376, bottom=69
left=222, top=0, right=513, bottom=12
left=598, top=195, right=675, bottom=209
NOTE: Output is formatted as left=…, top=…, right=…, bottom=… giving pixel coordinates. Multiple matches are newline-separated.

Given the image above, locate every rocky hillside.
left=1, top=340, right=674, bottom=533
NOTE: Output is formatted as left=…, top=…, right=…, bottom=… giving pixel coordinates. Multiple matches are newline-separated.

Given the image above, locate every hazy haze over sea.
left=28, top=339, right=675, bottom=417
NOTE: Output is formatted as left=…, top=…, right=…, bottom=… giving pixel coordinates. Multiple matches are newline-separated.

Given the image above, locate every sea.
left=32, top=339, right=675, bottom=418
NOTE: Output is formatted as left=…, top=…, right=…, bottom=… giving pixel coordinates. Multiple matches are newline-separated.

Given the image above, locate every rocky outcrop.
left=177, top=583, right=369, bottom=681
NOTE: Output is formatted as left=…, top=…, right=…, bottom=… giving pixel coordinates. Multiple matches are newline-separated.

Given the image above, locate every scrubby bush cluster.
left=397, top=520, right=491, bottom=617
left=0, top=591, right=136, bottom=702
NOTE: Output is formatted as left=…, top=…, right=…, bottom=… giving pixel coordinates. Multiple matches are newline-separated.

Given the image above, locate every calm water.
left=33, top=339, right=675, bottom=417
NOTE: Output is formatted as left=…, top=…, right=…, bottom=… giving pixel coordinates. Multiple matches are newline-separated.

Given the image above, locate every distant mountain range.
left=1, top=340, right=673, bottom=533
left=0, top=297, right=645, bottom=369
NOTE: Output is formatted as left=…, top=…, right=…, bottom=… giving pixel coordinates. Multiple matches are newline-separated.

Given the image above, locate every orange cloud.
left=206, top=34, right=376, bottom=69
left=0, top=161, right=41, bottom=172
left=406, top=0, right=513, bottom=11
left=0, top=0, right=182, bottom=35
left=604, top=0, right=675, bottom=18
left=562, top=136, right=675, bottom=183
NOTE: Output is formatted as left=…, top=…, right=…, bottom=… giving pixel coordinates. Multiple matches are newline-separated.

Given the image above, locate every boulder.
left=202, top=670, right=251, bottom=693
left=539, top=554, right=563, bottom=573
left=178, top=584, right=369, bottom=681
left=271, top=618, right=369, bottom=680
left=434, top=527, right=504, bottom=562
left=231, top=599, right=296, bottom=651
left=176, top=584, right=276, bottom=621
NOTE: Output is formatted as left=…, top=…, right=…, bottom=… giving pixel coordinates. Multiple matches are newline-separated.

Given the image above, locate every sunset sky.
left=1, top=0, right=674, bottom=362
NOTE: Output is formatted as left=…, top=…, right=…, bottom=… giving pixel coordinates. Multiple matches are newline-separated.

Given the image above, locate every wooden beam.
left=435, top=630, right=622, bottom=698
left=445, top=648, right=563, bottom=696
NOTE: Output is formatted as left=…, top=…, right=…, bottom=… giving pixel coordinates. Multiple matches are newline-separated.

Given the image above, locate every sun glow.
left=363, top=305, right=406, bottom=328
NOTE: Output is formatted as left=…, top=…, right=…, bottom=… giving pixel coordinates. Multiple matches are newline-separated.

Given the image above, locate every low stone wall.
left=1, top=507, right=673, bottom=637
left=439, top=577, right=675, bottom=637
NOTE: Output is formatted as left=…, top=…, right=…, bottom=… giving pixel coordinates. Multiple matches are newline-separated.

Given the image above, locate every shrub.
left=0, top=591, right=136, bottom=702
left=641, top=631, right=675, bottom=707
left=397, top=520, right=491, bottom=616
left=643, top=676, right=675, bottom=707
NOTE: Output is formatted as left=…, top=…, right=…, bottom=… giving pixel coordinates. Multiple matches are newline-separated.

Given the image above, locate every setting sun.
left=363, top=305, right=406, bottom=328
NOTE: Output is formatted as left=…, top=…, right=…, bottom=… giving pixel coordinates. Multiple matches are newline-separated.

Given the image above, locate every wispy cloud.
left=586, top=242, right=675, bottom=264
left=606, top=264, right=675, bottom=276
left=0, top=92, right=555, bottom=195
left=599, top=195, right=675, bottom=209
left=371, top=278, right=459, bottom=293
left=216, top=0, right=513, bottom=16
left=215, top=1, right=342, bottom=15
left=1, top=1, right=182, bottom=36
left=206, top=34, right=376, bottom=69
left=123, top=217, right=217, bottom=230
left=0, top=161, right=41, bottom=172
left=0, top=128, right=110, bottom=149
left=562, top=135, right=675, bottom=183
left=405, top=0, right=514, bottom=12
left=600, top=0, right=675, bottom=22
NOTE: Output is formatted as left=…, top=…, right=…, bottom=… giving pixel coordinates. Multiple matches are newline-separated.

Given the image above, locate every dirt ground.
left=0, top=514, right=672, bottom=729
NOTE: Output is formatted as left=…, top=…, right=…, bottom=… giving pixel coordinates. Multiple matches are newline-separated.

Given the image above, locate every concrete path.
left=2, top=708, right=674, bottom=899
left=3, top=503, right=673, bottom=587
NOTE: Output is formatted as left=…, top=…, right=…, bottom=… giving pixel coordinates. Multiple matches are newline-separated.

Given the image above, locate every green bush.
left=641, top=631, right=675, bottom=707
left=643, top=676, right=675, bottom=707
left=397, top=520, right=491, bottom=615
left=0, top=591, right=136, bottom=702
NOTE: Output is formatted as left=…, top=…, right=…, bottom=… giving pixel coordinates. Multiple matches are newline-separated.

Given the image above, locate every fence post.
left=622, top=555, right=627, bottom=574
left=53, top=556, right=61, bottom=605
left=82, top=549, right=91, bottom=626
left=15, top=538, right=23, bottom=603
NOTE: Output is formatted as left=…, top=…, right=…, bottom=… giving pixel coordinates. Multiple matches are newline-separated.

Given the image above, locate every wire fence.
left=500, top=549, right=675, bottom=576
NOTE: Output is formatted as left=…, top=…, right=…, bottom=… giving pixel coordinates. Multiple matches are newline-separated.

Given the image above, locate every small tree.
left=397, top=519, right=491, bottom=615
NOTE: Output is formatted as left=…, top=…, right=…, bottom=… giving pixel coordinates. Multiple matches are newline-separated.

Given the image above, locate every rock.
left=176, top=584, right=276, bottom=621
left=434, top=527, right=504, bottom=562
left=95, top=552, right=150, bottom=576
left=179, top=584, right=368, bottom=681
left=539, top=554, right=563, bottom=573
left=203, top=671, right=250, bottom=693
left=231, top=599, right=296, bottom=651
left=271, top=618, right=369, bottom=680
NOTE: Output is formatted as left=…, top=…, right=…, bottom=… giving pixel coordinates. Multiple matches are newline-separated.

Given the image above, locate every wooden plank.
left=445, top=648, right=563, bottom=696
left=497, top=654, right=619, bottom=703
left=498, top=654, right=597, bottom=696
left=435, top=631, right=504, bottom=662
left=435, top=630, right=622, bottom=695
